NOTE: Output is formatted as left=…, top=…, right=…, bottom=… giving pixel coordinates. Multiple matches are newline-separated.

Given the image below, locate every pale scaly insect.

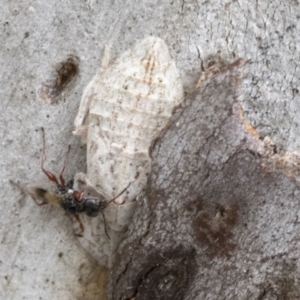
left=73, top=37, right=184, bottom=266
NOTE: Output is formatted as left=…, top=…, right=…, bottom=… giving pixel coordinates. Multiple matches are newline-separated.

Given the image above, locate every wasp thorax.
left=83, top=198, right=107, bottom=217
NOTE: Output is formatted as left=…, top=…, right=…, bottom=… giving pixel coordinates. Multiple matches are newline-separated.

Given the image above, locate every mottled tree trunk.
left=2, top=0, right=300, bottom=299
left=109, top=60, right=300, bottom=300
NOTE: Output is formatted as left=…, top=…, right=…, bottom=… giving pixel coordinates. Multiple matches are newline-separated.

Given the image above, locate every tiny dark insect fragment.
left=55, top=57, right=78, bottom=91
left=10, top=128, right=129, bottom=238
left=38, top=56, right=79, bottom=104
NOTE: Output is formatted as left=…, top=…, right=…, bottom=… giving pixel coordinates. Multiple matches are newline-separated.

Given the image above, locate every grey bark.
left=1, top=0, right=300, bottom=299
left=109, top=60, right=300, bottom=299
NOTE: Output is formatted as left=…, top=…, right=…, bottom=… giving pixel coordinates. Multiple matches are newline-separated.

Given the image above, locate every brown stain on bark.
left=188, top=196, right=239, bottom=258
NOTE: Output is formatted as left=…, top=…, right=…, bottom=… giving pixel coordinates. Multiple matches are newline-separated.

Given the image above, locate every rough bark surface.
left=2, top=0, right=300, bottom=299
left=109, top=60, right=300, bottom=300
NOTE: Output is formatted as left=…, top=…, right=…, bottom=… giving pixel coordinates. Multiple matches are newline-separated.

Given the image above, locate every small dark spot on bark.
left=38, top=56, right=79, bottom=104
left=292, top=88, right=299, bottom=97
left=55, top=57, right=79, bottom=91
left=286, top=25, right=296, bottom=32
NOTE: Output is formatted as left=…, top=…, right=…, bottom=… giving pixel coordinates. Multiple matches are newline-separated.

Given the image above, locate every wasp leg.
left=100, top=211, right=110, bottom=240
left=31, top=198, right=48, bottom=206
left=73, top=213, right=84, bottom=237
left=10, top=181, right=49, bottom=206
left=58, top=145, right=71, bottom=186
left=40, top=127, right=60, bottom=185
left=107, top=182, right=131, bottom=205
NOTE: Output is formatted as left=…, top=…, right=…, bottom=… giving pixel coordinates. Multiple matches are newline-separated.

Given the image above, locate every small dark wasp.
left=11, top=128, right=129, bottom=238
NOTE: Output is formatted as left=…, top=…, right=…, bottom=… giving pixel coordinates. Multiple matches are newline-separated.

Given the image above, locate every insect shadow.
left=10, top=128, right=130, bottom=238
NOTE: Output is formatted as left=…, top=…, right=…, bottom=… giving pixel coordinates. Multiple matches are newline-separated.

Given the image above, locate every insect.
left=10, top=128, right=128, bottom=238
left=73, top=37, right=184, bottom=266
left=55, top=57, right=78, bottom=91
left=38, top=56, right=79, bottom=104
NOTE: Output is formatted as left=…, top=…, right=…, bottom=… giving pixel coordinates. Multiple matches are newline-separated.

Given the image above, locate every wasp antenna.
left=108, top=182, right=131, bottom=204
left=101, top=211, right=110, bottom=240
